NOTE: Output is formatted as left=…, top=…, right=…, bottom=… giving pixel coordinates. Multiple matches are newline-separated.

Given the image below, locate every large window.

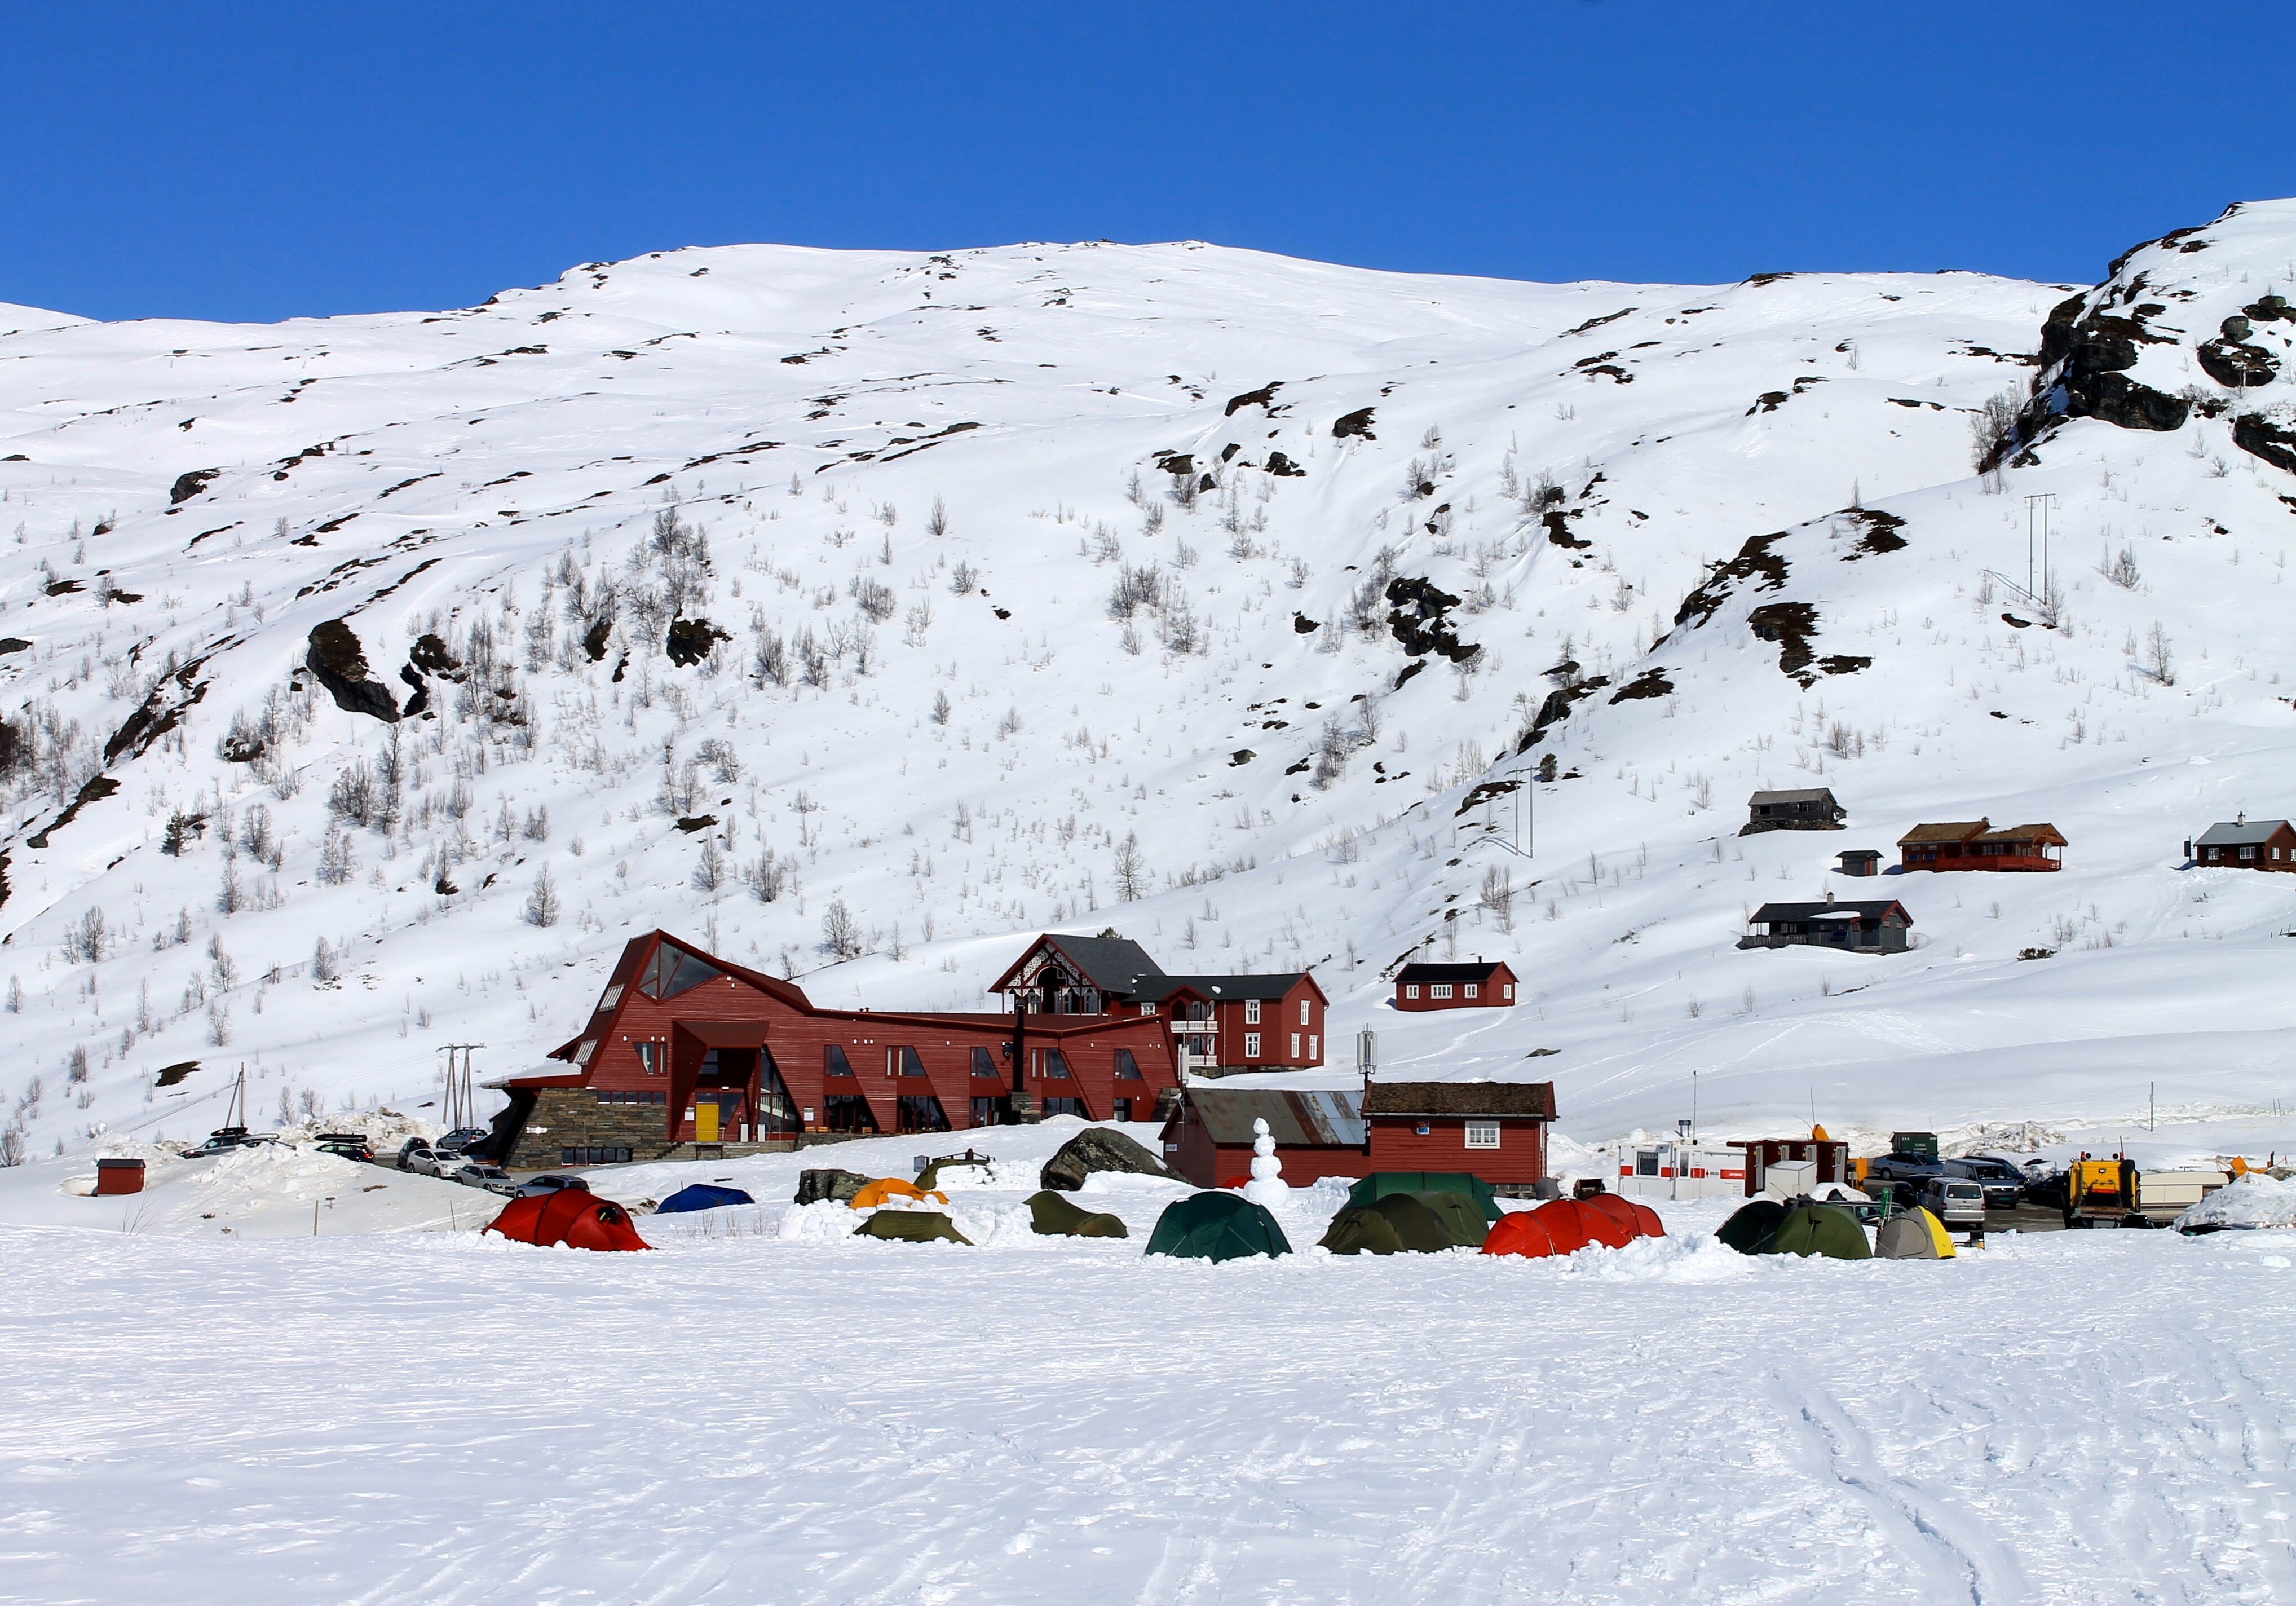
left=634, top=1042, right=664, bottom=1076
left=637, top=940, right=722, bottom=1000
left=891, top=1045, right=928, bottom=1078
left=1244, top=1033, right=1261, bottom=1059
left=824, top=1094, right=878, bottom=1133
left=1464, top=1120, right=1500, bottom=1150
left=1245, top=999, right=1261, bottom=1025
left=824, top=1044, right=856, bottom=1078
left=1041, top=1096, right=1085, bottom=1118
left=1041, top=1049, right=1073, bottom=1079
left=1114, top=1049, right=1143, bottom=1080
left=1430, top=984, right=1454, bottom=1000
left=897, top=1094, right=952, bottom=1133
left=970, top=1046, right=1001, bottom=1078
left=757, top=1049, right=798, bottom=1138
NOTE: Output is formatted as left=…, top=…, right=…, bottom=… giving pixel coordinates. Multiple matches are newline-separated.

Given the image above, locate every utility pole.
left=440, top=1044, right=485, bottom=1133
left=2024, top=492, right=2057, bottom=611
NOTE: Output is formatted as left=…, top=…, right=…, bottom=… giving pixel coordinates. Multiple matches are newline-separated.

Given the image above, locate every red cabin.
left=1159, top=1086, right=1368, bottom=1189
left=1393, top=959, right=1517, bottom=1012
left=495, top=931, right=1179, bottom=1167
left=1897, top=818, right=2065, bottom=872
left=990, top=933, right=1328, bottom=1076
left=1362, top=1079, right=1552, bottom=1185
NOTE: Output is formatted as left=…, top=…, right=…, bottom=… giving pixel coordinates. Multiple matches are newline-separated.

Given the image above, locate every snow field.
left=1, top=1211, right=2290, bottom=1605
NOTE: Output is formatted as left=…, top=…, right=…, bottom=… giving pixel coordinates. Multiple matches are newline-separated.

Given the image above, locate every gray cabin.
left=1743, top=894, right=1911, bottom=952
left=1743, top=787, right=1846, bottom=835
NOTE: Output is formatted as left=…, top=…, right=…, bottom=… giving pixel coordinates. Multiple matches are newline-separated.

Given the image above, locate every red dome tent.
left=1531, top=1198, right=1594, bottom=1254
left=1582, top=1193, right=1650, bottom=1245
left=1480, top=1210, right=1558, bottom=1259
left=486, top=1189, right=650, bottom=1251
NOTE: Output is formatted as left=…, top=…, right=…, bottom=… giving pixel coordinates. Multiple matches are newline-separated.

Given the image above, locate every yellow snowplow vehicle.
left=2064, top=1153, right=2228, bottom=1228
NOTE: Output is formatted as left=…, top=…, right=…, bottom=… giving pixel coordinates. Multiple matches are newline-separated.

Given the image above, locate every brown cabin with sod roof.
left=1362, top=1080, right=1553, bottom=1185
left=491, top=930, right=1179, bottom=1166
left=1393, top=959, right=1517, bottom=1012
left=1897, top=817, right=2065, bottom=872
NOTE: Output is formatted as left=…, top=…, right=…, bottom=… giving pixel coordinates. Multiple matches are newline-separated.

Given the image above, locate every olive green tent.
left=1410, top=1190, right=1489, bottom=1248
left=1346, top=1171, right=1501, bottom=1223
left=1717, top=1198, right=1788, bottom=1255
left=1874, top=1204, right=1955, bottom=1260
left=1763, top=1201, right=1871, bottom=1260
left=917, top=1155, right=994, bottom=1192
left=1318, top=1204, right=1406, bottom=1255
left=854, top=1209, right=974, bottom=1245
left=1145, top=1192, right=1292, bottom=1262
left=1025, top=1189, right=1130, bottom=1239
left=1371, top=1193, right=1456, bottom=1251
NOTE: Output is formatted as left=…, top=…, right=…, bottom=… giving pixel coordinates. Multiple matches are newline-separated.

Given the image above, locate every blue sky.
left=7, top=2, right=2294, bottom=323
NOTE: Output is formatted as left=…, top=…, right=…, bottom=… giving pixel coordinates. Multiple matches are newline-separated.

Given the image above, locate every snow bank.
left=2176, top=1172, right=2296, bottom=1232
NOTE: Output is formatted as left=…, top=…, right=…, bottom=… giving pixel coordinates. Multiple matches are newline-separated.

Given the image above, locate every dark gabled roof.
left=988, top=932, right=1168, bottom=995
left=1898, top=819, right=1988, bottom=845
left=1178, top=1087, right=1365, bottom=1147
left=1142, top=970, right=1320, bottom=1003
left=1395, top=961, right=1512, bottom=984
left=1750, top=899, right=1910, bottom=924
left=2196, top=818, right=2294, bottom=846
left=1749, top=788, right=1841, bottom=807
left=1362, top=1079, right=1555, bottom=1119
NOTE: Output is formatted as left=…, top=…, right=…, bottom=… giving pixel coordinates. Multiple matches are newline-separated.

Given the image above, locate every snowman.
left=1242, top=1116, right=1287, bottom=1209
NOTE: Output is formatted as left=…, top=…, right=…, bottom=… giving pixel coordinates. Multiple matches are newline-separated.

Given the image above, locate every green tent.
left=1410, top=1190, right=1488, bottom=1248
left=917, top=1155, right=994, bottom=1192
left=1319, top=1204, right=1406, bottom=1255
left=1025, top=1189, right=1130, bottom=1239
left=1716, top=1198, right=1788, bottom=1255
left=1763, top=1202, right=1871, bottom=1260
left=854, top=1210, right=973, bottom=1245
left=1145, top=1192, right=1292, bottom=1262
left=1346, top=1171, right=1501, bottom=1224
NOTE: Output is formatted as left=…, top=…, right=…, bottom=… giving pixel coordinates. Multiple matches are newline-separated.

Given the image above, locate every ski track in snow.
left=1, top=1214, right=2290, bottom=1605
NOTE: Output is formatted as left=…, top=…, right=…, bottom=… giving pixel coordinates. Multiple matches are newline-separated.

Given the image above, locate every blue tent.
left=657, top=1183, right=755, bottom=1214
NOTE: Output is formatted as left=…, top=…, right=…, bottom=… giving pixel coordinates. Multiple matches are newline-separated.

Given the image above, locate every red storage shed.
left=1362, top=1079, right=1553, bottom=1186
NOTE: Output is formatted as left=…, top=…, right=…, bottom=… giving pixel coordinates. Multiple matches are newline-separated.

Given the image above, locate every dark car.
left=437, top=1127, right=491, bottom=1155
left=1944, top=1156, right=2025, bottom=1209
left=317, top=1139, right=375, bottom=1164
left=1865, top=1151, right=1944, bottom=1188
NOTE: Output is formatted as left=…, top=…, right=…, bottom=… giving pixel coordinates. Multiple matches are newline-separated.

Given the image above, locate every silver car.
left=453, top=1163, right=518, bottom=1196
left=1918, top=1176, right=1988, bottom=1231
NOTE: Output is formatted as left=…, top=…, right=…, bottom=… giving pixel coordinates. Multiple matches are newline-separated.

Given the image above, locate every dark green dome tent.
left=1763, top=1201, right=1871, bottom=1260
left=1318, top=1204, right=1406, bottom=1256
left=1025, top=1189, right=1130, bottom=1239
left=1347, top=1172, right=1501, bottom=1223
left=1717, top=1198, right=1789, bottom=1255
left=1410, top=1190, right=1489, bottom=1248
left=854, top=1210, right=974, bottom=1245
left=1145, top=1192, right=1292, bottom=1262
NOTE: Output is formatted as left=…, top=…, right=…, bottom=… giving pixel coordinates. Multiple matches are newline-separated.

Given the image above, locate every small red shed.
left=95, top=1157, right=146, bottom=1195
left=1393, top=960, right=1518, bottom=1012
left=1729, top=1137, right=1851, bottom=1197
left=1159, top=1086, right=1367, bottom=1189
left=1362, top=1079, right=1552, bottom=1185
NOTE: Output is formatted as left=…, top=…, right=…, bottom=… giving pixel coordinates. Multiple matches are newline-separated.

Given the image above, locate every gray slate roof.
left=1396, top=961, right=1511, bottom=983
left=1032, top=933, right=1168, bottom=992
left=1750, top=899, right=1910, bottom=924
left=1181, top=1087, right=1365, bottom=1147
left=1749, top=788, right=1841, bottom=806
left=2195, top=819, right=2293, bottom=846
left=1137, top=972, right=1310, bottom=1003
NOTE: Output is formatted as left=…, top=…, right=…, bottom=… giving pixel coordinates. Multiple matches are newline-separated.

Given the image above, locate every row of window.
left=1402, top=982, right=1513, bottom=1000
left=562, top=1146, right=633, bottom=1164
left=2204, top=844, right=2282, bottom=862
left=594, top=1089, right=667, bottom=1106
left=591, top=1040, right=1164, bottom=1085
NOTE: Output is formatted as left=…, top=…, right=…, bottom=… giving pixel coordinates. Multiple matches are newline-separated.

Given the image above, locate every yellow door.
left=696, top=1101, right=720, bottom=1142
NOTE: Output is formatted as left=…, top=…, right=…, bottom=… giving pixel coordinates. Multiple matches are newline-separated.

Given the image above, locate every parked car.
left=1918, top=1176, right=1988, bottom=1233
left=514, top=1173, right=591, bottom=1197
left=454, top=1163, right=517, bottom=1195
left=316, top=1139, right=374, bottom=1164
left=183, top=1128, right=271, bottom=1159
left=400, top=1142, right=453, bottom=1176
left=437, top=1127, right=491, bottom=1154
left=1944, top=1156, right=2025, bottom=1209
left=1865, top=1151, right=1944, bottom=1188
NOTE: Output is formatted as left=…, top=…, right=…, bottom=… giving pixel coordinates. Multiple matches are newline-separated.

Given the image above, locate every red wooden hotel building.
left=493, top=929, right=1324, bottom=1166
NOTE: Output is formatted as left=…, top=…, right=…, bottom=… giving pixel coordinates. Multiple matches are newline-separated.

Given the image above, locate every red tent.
left=1480, top=1210, right=1557, bottom=1259
left=1531, top=1198, right=1593, bottom=1254
left=1581, top=1193, right=1644, bottom=1246
left=1624, top=1199, right=1665, bottom=1238
left=486, top=1189, right=650, bottom=1251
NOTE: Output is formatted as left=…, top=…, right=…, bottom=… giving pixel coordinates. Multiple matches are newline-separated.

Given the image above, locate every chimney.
left=2238, top=811, right=2248, bottom=826
left=1824, top=888, right=1834, bottom=904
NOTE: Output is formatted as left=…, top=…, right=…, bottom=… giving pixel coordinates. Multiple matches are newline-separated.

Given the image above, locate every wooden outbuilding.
left=991, top=932, right=1327, bottom=1076
left=1743, top=895, right=1912, bottom=952
left=1160, top=1086, right=1367, bottom=1189
left=1897, top=817, right=2065, bottom=872
left=1836, top=849, right=1882, bottom=877
left=1393, top=959, right=1518, bottom=1012
left=1743, top=787, right=1846, bottom=835
left=2192, top=815, right=2296, bottom=871
left=1729, top=1137, right=1852, bottom=1197
left=1361, top=1079, right=1553, bottom=1185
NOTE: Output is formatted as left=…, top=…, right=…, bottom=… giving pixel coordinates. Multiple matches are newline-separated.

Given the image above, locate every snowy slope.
left=2, top=204, right=2294, bottom=1167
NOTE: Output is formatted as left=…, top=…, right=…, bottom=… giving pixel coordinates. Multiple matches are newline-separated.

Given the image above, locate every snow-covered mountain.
left=3, top=201, right=2293, bottom=1159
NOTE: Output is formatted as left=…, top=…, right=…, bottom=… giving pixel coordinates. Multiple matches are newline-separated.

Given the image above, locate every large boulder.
left=1039, top=1126, right=1172, bottom=1193
left=794, top=1167, right=872, bottom=1205
left=306, top=620, right=403, bottom=723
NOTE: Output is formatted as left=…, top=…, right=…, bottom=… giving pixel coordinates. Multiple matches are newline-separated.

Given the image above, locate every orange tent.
left=1480, top=1210, right=1557, bottom=1259
left=1624, top=1199, right=1666, bottom=1238
left=1582, top=1193, right=1645, bottom=1245
left=486, top=1189, right=650, bottom=1251
left=1531, top=1198, right=1593, bottom=1254
left=849, top=1178, right=948, bottom=1211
